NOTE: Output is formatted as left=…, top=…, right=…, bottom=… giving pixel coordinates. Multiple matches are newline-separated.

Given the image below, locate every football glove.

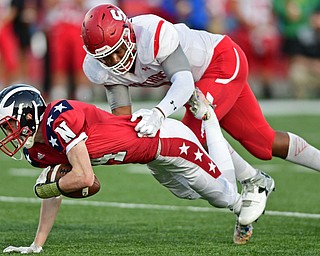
left=34, top=181, right=62, bottom=199
left=130, top=108, right=164, bottom=137
left=36, top=166, right=51, bottom=184
left=3, top=242, right=43, bottom=254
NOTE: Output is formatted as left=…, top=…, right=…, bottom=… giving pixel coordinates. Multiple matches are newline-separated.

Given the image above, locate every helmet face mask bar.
left=0, top=116, right=32, bottom=157
left=0, top=84, right=46, bottom=158
left=82, top=4, right=137, bottom=75
left=94, top=28, right=137, bottom=75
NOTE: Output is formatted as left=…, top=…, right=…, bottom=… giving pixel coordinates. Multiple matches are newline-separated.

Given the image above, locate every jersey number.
left=91, top=151, right=127, bottom=165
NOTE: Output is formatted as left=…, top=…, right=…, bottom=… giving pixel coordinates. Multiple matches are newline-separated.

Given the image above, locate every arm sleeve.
left=155, top=43, right=194, bottom=117
left=156, top=70, right=194, bottom=117
left=105, top=84, right=132, bottom=110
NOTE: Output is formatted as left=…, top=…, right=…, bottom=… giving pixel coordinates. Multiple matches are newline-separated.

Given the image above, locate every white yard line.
left=7, top=163, right=316, bottom=177
left=1, top=196, right=319, bottom=219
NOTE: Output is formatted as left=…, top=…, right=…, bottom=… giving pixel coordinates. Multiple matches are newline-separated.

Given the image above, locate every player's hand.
left=34, top=181, right=62, bottom=199
left=34, top=166, right=63, bottom=199
left=36, top=166, right=51, bottom=184
left=3, top=242, right=43, bottom=254
left=130, top=108, right=164, bottom=137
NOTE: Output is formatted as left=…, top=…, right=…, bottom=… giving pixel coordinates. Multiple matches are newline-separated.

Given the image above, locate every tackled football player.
left=1, top=84, right=267, bottom=252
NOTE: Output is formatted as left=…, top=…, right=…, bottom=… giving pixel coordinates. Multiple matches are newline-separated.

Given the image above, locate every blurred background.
left=1, top=0, right=320, bottom=103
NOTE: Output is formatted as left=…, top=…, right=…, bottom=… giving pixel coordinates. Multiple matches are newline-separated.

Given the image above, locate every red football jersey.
left=25, top=100, right=159, bottom=168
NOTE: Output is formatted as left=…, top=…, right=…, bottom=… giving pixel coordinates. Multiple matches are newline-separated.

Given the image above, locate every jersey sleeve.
left=83, top=54, right=110, bottom=85
left=23, top=145, right=69, bottom=168
left=134, top=15, right=180, bottom=64
left=155, top=20, right=180, bottom=63
left=44, top=100, right=87, bottom=153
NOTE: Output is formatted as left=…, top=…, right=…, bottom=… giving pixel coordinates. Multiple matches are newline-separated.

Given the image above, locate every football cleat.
left=238, top=170, right=275, bottom=225
left=188, top=88, right=214, bottom=120
left=233, top=219, right=253, bottom=245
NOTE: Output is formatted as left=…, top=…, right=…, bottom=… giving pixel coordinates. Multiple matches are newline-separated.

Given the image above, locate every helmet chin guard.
left=0, top=116, right=32, bottom=157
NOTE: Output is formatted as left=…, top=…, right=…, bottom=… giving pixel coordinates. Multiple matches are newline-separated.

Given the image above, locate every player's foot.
left=238, top=170, right=275, bottom=225
left=188, top=87, right=213, bottom=120
left=233, top=219, right=253, bottom=245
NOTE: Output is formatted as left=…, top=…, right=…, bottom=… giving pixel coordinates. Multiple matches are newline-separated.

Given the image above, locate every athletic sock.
left=226, top=142, right=258, bottom=182
left=286, top=132, right=320, bottom=172
left=203, top=110, right=236, bottom=185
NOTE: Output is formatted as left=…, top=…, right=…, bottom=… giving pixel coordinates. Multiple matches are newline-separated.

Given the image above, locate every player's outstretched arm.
left=34, top=196, right=62, bottom=247
left=3, top=196, right=62, bottom=254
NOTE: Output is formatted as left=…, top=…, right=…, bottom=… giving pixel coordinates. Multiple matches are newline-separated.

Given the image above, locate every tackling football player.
left=81, top=3, right=320, bottom=177
left=81, top=4, right=280, bottom=242
left=81, top=3, right=319, bottom=220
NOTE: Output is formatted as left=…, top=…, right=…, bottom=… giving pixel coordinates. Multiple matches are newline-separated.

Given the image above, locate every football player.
left=81, top=3, right=320, bottom=175
left=81, top=4, right=320, bottom=211
left=0, top=84, right=269, bottom=252
left=80, top=3, right=279, bottom=242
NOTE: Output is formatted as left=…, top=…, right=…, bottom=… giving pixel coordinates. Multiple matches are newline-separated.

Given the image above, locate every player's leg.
left=147, top=141, right=254, bottom=245
left=147, top=166, right=203, bottom=200
left=274, top=131, right=320, bottom=172
left=154, top=118, right=241, bottom=211
left=188, top=89, right=275, bottom=224
left=183, top=35, right=272, bottom=179
left=147, top=153, right=242, bottom=214
left=218, top=80, right=320, bottom=172
left=187, top=88, right=236, bottom=186
left=157, top=118, right=272, bottom=224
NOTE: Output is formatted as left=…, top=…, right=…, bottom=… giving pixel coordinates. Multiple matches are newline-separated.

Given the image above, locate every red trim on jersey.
left=154, top=20, right=164, bottom=59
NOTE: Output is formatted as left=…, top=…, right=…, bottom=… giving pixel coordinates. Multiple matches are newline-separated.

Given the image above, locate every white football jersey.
left=83, top=14, right=224, bottom=87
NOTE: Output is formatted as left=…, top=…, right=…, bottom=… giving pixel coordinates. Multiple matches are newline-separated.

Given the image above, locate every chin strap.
left=24, top=100, right=41, bottom=149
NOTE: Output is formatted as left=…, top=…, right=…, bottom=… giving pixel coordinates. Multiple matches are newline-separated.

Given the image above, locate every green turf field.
left=0, top=114, right=319, bottom=256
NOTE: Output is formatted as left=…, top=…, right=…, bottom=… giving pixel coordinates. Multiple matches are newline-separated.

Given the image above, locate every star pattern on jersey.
left=23, top=148, right=41, bottom=168
left=45, top=100, right=73, bottom=152
left=49, top=136, right=59, bottom=147
left=54, top=103, right=68, bottom=113
left=46, top=115, right=54, bottom=127
left=25, top=152, right=31, bottom=164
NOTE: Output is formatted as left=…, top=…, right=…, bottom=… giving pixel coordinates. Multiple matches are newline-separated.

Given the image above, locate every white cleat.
left=238, top=170, right=275, bottom=225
